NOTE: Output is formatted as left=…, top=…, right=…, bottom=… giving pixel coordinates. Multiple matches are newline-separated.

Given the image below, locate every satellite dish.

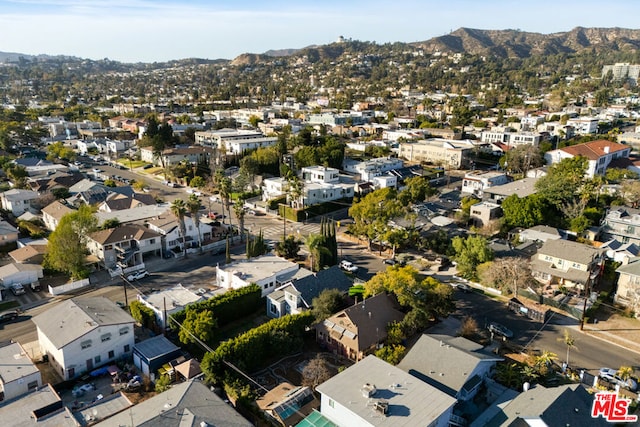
left=92, top=409, right=98, bottom=416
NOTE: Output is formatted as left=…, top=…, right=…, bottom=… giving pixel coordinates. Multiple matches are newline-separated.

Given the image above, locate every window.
left=101, top=333, right=112, bottom=342
left=108, top=350, right=115, bottom=359
left=150, top=239, right=156, bottom=244
left=270, top=304, right=277, bottom=314
left=94, top=355, right=101, bottom=364
left=124, top=344, right=130, bottom=353
left=119, top=327, right=129, bottom=335
left=27, top=380, right=38, bottom=390
left=81, top=340, right=92, bottom=349
left=329, top=399, right=334, bottom=408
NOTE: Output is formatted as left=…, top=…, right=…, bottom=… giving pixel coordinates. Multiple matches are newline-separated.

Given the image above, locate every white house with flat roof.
left=215, top=254, right=299, bottom=297
left=461, top=171, right=509, bottom=198
left=315, top=355, right=456, bottom=427
left=0, top=342, right=42, bottom=402
left=137, top=284, right=204, bottom=329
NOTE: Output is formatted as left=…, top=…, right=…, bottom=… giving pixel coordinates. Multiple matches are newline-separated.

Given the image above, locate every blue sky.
left=1, top=0, right=639, bottom=63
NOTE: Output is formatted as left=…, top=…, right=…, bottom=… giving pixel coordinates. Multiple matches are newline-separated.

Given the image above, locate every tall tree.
left=44, top=205, right=97, bottom=279
left=178, top=309, right=217, bottom=345
left=170, top=199, right=188, bottom=257
left=452, top=235, right=494, bottom=279
left=535, top=156, right=588, bottom=219
left=449, top=95, right=473, bottom=138
left=187, top=194, right=203, bottom=252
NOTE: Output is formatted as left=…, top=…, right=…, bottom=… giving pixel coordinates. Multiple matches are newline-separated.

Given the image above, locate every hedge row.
left=170, top=284, right=262, bottom=328
left=201, top=311, right=314, bottom=384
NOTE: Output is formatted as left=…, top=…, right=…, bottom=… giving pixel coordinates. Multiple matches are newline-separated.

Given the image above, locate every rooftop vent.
left=361, top=383, right=377, bottom=398
left=374, top=400, right=389, bottom=416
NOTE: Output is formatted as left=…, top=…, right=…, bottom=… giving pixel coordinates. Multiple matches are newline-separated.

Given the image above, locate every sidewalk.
left=579, top=311, right=640, bottom=355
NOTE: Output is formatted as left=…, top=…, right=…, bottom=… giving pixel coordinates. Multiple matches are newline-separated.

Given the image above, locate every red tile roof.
left=560, top=139, right=629, bottom=161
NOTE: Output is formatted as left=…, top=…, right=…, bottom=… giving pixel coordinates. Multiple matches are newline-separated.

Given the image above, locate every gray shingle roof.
left=32, top=297, right=135, bottom=349
left=537, top=239, right=603, bottom=264
left=398, top=334, right=502, bottom=397
left=94, top=380, right=252, bottom=427
left=479, top=384, right=610, bottom=427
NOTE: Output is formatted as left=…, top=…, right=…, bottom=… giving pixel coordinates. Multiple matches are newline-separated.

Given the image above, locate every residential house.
left=0, top=220, right=19, bottom=245
left=0, top=342, right=42, bottom=402
left=566, top=117, right=599, bottom=135
left=482, top=177, right=540, bottom=204
left=461, top=171, right=509, bottom=198
left=262, top=166, right=354, bottom=207
left=13, top=158, right=67, bottom=176
left=544, top=139, right=630, bottom=178
left=267, top=266, right=352, bottom=318
left=136, top=284, right=203, bottom=329
left=140, top=146, right=215, bottom=167
left=397, top=334, right=503, bottom=401
left=314, top=355, right=456, bottom=427
left=9, top=244, right=47, bottom=265
left=97, top=193, right=156, bottom=212
left=94, top=204, right=170, bottom=228
left=215, top=254, right=299, bottom=297
left=480, top=128, right=541, bottom=148
left=469, top=201, right=502, bottom=228
left=132, top=335, right=183, bottom=378
left=146, top=212, right=213, bottom=253
left=315, top=293, right=404, bottom=361
left=600, top=239, right=640, bottom=264
left=194, top=128, right=277, bottom=155
left=28, top=171, right=85, bottom=194
left=256, top=382, right=315, bottom=427
left=86, top=224, right=162, bottom=270
left=614, top=258, right=640, bottom=314
left=32, top=296, right=135, bottom=380
left=398, top=139, right=473, bottom=168
left=41, top=200, right=74, bottom=231
left=517, top=225, right=563, bottom=244
left=600, top=206, right=640, bottom=245
left=94, top=380, right=252, bottom=427
left=0, top=263, right=43, bottom=288
left=530, top=239, right=604, bottom=294
left=470, top=384, right=610, bottom=427
left=300, top=166, right=354, bottom=207
left=342, top=157, right=405, bottom=182
left=0, top=189, right=39, bottom=216
left=0, top=383, right=76, bottom=426
left=262, top=177, right=289, bottom=202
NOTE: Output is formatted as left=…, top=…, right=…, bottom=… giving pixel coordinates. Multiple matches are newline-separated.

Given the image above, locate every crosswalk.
left=246, top=222, right=321, bottom=242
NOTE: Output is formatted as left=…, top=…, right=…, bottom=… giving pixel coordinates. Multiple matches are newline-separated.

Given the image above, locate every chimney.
left=604, top=146, right=610, bottom=154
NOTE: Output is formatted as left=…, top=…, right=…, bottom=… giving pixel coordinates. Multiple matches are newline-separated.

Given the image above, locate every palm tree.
left=233, top=200, right=247, bottom=242
left=534, top=350, right=558, bottom=377
left=187, top=193, right=202, bottom=253
left=558, top=329, right=577, bottom=368
left=219, top=176, right=232, bottom=226
left=170, top=199, right=188, bottom=257
left=305, top=233, right=329, bottom=272
left=618, top=366, right=633, bottom=381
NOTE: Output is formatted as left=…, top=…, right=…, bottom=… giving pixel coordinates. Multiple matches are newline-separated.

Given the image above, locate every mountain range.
left=2, top=27, right=640, bottom=65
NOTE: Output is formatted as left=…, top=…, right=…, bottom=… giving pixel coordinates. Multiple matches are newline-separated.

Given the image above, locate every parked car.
left=0, top=310, right=19, bottom=323
left=127, top=270, right=150, bottom=281
left=11, top=283, right=25, bottom=296
left=339, top=260, right=358, bottom=272
left=487, top=322, right=513, bottom=339
left=451, top=282, right=472, bottom=293
left=599, top=367, right=638, bottom=391
left=143, top=164, right=154, bottom=169
left=383, top=258, right=397, bottom=266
